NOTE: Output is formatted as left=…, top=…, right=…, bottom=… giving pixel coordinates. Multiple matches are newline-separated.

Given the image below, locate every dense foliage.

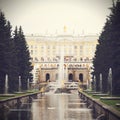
left=14, top=26, right=33, bottom=90
left=92, top=0, right=120, bottom=95
left=0, top=11, right=33, bottom=93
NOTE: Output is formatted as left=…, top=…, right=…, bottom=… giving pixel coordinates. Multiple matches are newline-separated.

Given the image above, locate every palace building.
left=26, top=30, right=98, bottom=86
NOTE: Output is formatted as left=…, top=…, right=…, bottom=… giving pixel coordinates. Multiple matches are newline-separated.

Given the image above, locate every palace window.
left=31, top=45, right=33, bottom=49
left=74, top=46, right=77, bottom=49
left=31, top=50, right=33, bottom=55
left=80, top=46, right=83, bottom=49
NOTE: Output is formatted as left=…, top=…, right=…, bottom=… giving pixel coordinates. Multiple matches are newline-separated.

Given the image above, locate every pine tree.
left=6, top=22, right=19, bottom=92
left=14, top=26, right=33, bottom=90
left=108, top=1, right=120, bottom=95
left=0, top=11, right=6, bottom=93
left=93, top=18, right=112, bottom=92
left=93, top=0, right=120, bottom=95
left=0, top=11, right=32, bottom=93
left=0, top=11, right=18, bottom=93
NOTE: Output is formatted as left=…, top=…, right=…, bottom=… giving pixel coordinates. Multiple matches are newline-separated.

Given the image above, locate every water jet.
left=0, top=74, right=15, bottom=97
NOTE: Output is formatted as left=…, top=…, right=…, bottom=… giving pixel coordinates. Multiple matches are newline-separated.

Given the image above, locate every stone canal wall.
left=0, top=92, right=42, bottom=111
left=78, top=91, right=120, bottom=120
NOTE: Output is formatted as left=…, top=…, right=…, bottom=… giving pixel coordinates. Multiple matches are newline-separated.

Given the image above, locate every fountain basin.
left=83, top=90, right=92, bottom=92
left=14, top=92, right=25, bottom=94
left=92, top=94, right=109, bottom=96
left=26, top=91, right=34, bottom=93
left=86, top=91, right=101, bottom=94
left=55, top=88, right=71, bottom=93
left=25, top=90, right=35, bottom=93
left=100, top=97, right=120, bottom=100
left=0, top=94, right=15, bottom=97
left=116, top=103, right=120, bottom=107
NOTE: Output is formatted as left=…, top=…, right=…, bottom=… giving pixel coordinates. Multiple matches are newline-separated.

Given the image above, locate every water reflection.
left=4, top=103, right=32, bottom=120
left=0, top=92, right=93, bottom=120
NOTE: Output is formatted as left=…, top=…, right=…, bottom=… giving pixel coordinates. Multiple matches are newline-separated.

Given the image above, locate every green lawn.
left=101, top=99, right=120, bottom=111
left=0, top=90, right=40, bottom=100
left=84, top=91, right=120, bottom=111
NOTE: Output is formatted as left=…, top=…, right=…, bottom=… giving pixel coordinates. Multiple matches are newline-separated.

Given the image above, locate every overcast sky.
left=0, top=0, right=114, bottom=35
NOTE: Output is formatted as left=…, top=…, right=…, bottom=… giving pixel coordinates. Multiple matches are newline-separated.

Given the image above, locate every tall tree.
left=0, top=11, right=18, bottom=93
left=6, top=22, right=19, bottom=92
left=93, top=19, right=112, bottom=92
left=108, top=0, right=120, bottom=95
left=0, top=11, right=7, bottom=93
left=14, top=26, right=33, bottom=90
left=93, top=0, right=120, bottom=95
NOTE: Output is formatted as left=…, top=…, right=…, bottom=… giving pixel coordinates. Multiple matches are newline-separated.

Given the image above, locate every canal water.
left=1, top=91, right=93, bottom=120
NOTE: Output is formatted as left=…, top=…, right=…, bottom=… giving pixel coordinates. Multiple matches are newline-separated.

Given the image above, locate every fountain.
left=84, top=75, right=96, bottom=93
left=57, top=45, right=65, bottom=88
left=93, top=73, right=108, bottom=96
left=27, top=78, right=30, bottom=90
left=54, top=45, right=71, bottom=93
left=84, top=79, right=91, bottom=92
left=18, top=76, right=22, bottom=92
left=0, top=74, right=15, bottom=97
left=100, top=73, right=102, bottom=93
left=46, top=45, right=70, bottom=93
left=26, top=78, right=33, bottom=93
left=14, top=76, right=24, bottom=94
left=94, top=75, right=96, bottom=92
left=92, top=75, right=101, bottom=94
left=5, top=74, right=8, bottom=94
left=99, top=68, right=112, bottom=99
left=100, top=68, right=120, bottom=100
left=86, top=75, right=101, bottom=94
left=108, top=68, right=112, bottom=96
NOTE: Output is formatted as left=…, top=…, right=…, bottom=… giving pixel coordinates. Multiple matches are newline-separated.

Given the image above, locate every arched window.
left=79, top=73, right=83, bottom=82
left=46, top=73, right=50, bottom=82
left=68, top=74, right=73, bottom=82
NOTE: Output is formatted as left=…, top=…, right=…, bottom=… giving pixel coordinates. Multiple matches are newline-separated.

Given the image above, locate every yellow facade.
left=26, top=34, right=98, bottom=83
